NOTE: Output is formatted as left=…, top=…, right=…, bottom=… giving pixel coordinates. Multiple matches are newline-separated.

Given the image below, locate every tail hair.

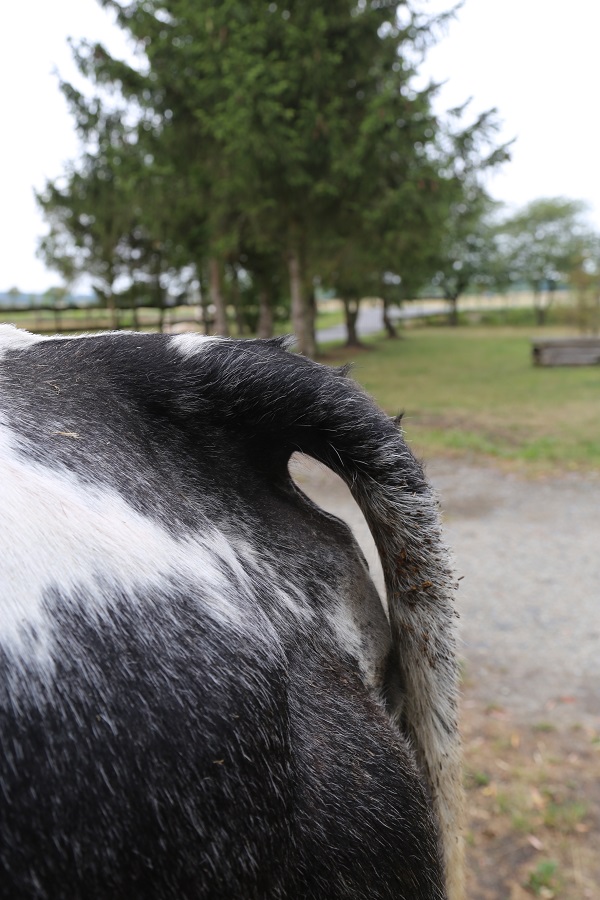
left=179, top=337, right=465, bottom=898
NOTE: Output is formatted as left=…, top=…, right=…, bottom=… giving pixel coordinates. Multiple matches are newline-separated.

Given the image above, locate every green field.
left=325, top=328, right=600, bottom=471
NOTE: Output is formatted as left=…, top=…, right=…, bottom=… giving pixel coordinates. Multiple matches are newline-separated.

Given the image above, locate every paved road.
left=316, top=295, right=540, bottom=343
left=316, top=302, right=449, bottom=343
left=316, top=304, right=385, bottom=343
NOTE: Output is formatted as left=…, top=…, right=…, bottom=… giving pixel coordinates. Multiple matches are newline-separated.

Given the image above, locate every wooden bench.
left=532, top=337, right=600, bottom=367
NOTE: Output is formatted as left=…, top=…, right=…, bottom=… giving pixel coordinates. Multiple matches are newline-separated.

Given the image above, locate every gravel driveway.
left=290, top=456, right=600, bottom=729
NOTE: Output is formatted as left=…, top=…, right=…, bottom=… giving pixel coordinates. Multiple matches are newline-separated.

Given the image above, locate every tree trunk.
left=343, top=297, right=363, bottom=347
left=154, top=251, right=166, bottom=333
left=533, top=290, right=545, bottom=326
left=288, top=246, right=315, bottom=357
left=382, top=296, right=399, bottom=338
left=544, top=284, right=557, bottom=325
left=307, top=284, right=317, bottom=353
left=201, top=293, right=212, bottom=334
left=156, top=283, right=166, bottom=333
left=209, top=256, right=229, bottom=336
left=257, top=288, right=274, bottom=339
left=593, top=290, right=600, bottom=336
left=576, top=288, right=586, bottom=333
left=107, top=293, right=119, bottom=331
left=448, top=295, right=459, bottom=326
left=229, top=266, right=246, bottom=336
left=197, top=268, right=212, bottom=335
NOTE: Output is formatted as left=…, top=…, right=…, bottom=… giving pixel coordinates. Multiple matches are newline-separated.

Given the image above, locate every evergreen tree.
left=40, top=1, right=509, bottom=351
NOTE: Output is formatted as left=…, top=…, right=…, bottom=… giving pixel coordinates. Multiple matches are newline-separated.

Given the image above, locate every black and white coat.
left=0, top=326, right=464, bottom=900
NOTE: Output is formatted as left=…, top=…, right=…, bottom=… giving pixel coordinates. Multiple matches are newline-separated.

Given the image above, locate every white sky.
left=1, top=0, right=599, bottom=293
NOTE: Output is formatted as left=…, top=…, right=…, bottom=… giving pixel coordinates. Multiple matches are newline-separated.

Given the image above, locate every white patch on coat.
left=237, top=547, right=314, bottom=624
left=0, top=325, right=46, bottom=356
left=0, top=326, right=167, bottom=356
left=325, top=583, right=392, bottom=690
left=326, top=597, right=364, bottom=663
left=169, top=333, right=223, bottom=359
left=0, top=422, right=282, bottom=667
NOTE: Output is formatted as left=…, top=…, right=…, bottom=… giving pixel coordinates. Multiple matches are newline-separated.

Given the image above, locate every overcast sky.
left=2, top=0, right=599, bottom=293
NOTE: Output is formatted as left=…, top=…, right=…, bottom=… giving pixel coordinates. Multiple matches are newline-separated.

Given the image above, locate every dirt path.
left=290, top=456, right=600, bottom=729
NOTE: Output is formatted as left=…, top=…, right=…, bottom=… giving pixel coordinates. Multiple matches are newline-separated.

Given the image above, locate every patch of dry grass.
left=461, top=693, right=600, bottom=898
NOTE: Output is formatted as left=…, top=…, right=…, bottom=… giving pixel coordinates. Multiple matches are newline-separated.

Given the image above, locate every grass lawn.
left=322, top=327, right=600, bottom=472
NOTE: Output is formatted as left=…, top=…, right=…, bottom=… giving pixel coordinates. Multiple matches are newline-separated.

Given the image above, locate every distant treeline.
left=32, top=3, right=600, bottom=349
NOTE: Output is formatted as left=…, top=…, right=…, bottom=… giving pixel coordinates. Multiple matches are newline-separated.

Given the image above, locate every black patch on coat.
left=0, top=333, right=447, bottom=899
